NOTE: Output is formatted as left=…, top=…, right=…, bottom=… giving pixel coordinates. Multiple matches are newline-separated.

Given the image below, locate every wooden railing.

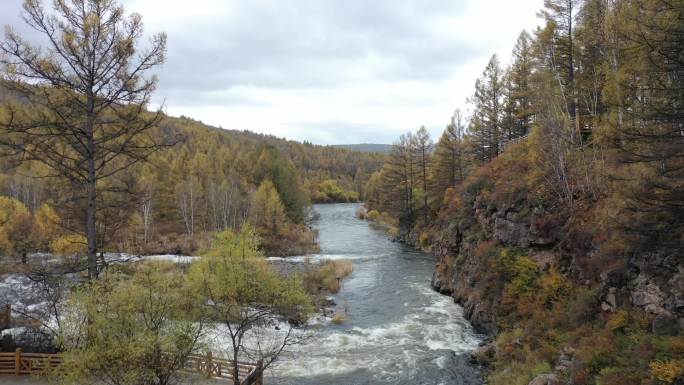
left=0, top=349, right=262, bottom=385
left=182, top=352, right=263, bottom=385
left=501, top=134, right=529, bottom=151
left=0, top=349, right=63, bottom=375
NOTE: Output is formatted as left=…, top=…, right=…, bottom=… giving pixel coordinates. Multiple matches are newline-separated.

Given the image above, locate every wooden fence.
left=0, top=349, right=63, bottom=375
left=0, top=349, right=262, bottom=385
left=500, top=134, right=529, bottom=151
left=182, top=352, right=263, bottom=385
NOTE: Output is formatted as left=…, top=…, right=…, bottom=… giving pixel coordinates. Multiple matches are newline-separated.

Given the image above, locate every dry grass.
left=303, top=259, right=354, bottom=295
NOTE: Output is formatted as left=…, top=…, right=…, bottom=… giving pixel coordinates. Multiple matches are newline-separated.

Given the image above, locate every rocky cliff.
left=428, top=192, right=683, bottom=338
left=405, top=147, right=684, bottom=385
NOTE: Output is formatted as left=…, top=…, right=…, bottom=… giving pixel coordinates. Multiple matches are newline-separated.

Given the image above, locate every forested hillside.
left=0, top=106, right=384, bottom=257
left=332, top=143, right=393, bottom=154
left=364, top=0, right=683, bottom=384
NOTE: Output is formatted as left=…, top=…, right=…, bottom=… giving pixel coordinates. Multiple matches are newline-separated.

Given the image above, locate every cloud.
left=1, top=0, right=544, bottom=144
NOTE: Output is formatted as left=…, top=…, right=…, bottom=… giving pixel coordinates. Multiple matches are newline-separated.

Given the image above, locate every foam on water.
left=266, top=253, right=382, bottom=263
left=265, top=282, right=480, bottom=380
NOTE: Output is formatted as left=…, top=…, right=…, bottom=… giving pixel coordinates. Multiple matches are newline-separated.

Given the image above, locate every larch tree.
left=469, top=54, right=504, bottom=162
left=0, top=0, right=170, bottom=279
left=414, top=126, right=433, bottom=221
left=379, top=133, right=417, bottom=226
left=539, top=0, right=581, bottom=140
left=431, top=109, right=466, bottom=205
left=606, top=0, right=684, bottom=249
left=509, top=30, right=535, bottom=137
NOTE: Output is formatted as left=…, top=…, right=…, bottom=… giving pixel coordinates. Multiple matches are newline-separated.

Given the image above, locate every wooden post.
left=0, top=304, right=10, bottom=329
left=206, top=351, right=213, bottom=378
left=255, top=360, right=263, bottom=385
left=15, top=348, right=21, bottom=376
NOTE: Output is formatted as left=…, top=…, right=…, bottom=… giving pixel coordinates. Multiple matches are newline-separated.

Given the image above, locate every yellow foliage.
left=650, top=359, right=684, bottom=384
left=606, top=310, right=629, bottom=332
left=0, top=196, right=31, bottom=256
left=419, top=231, right=430, bottom=247
left=366, top=210, right=380, bottom=221
left=33, top=203, right=61, bottom=246
left=50, top=234, right=87, bottom=256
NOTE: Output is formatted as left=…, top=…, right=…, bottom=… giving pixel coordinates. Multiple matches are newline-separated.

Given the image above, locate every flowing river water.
left=266, top=203, right=483, bottom=385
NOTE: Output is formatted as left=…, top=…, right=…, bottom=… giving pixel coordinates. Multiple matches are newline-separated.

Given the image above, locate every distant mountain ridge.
left=331, top=143, right=392, bottom=154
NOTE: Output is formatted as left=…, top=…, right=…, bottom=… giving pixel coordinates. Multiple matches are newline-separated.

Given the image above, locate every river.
left=267, top=203, right=483, bottom=385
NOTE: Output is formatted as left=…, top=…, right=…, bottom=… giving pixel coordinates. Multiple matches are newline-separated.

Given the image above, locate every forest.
left=363, top=0, right=683, bottom=384
left=0, top=99, right=385, bottom=258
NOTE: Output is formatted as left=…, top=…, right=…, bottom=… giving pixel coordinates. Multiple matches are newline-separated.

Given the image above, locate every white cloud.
left=1, top=0, right=544, bottom=144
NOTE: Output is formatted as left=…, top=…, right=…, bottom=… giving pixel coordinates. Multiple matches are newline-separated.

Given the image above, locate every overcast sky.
left=1, top=0, right=543, bottom=145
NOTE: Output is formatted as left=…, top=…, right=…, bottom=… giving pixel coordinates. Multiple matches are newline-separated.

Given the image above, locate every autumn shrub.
left=50, top=234, right=88, bottom=256
left=366, top=209, right=380, bottom=221
left=505, top=255, right=539, bottom=297
left=312, top=179, right=359, bottom=203
left=650, top=359, right=684, bottom=384
left=419, top=231, right=430, bottom=249
left=304, top=259, right=354, bottom=295
left=0, top=196, right=32, bottom=257
left=56, top=262, right=205, bottom=385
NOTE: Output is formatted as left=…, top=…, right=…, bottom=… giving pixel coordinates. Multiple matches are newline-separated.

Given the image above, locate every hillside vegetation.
left=0, top=108, right=384, bottom=257
left=364, top=1, right=683, bottom=384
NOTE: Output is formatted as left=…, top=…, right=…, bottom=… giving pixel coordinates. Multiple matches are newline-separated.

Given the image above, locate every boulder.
left=493, top=217, right=529, bottom=247
left=431, top=271, right=449, bottom=294
left=632, top=275, right=670, bottom=316
left=470, top=342, right=495, bottom=366
left=528, top=373, right=558, bottom=385
left=601, top=287, right=618, bottom=313
left=652, top=314, right=681, bottom=336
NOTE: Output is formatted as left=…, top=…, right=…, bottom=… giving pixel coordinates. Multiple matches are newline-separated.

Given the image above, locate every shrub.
left=419, top=231, right=430, bottom=248
left=367, top=210, right=380, bottom=221
left=304, top=260, right=354, bottom=294
left=650, top=359, right=684, bottom=384
left=507, top=256, right=539, bottom=297
left=50, top=234, right=88, bottom=256
left=57, top=262, right=204, bottom=385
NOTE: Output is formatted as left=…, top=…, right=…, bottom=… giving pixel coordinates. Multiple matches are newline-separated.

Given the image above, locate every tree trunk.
left=233, top=348, right=240, bottom=385
left=86, top=160, right=98, bottom=279
left=86, top=92, right=98, bottom=280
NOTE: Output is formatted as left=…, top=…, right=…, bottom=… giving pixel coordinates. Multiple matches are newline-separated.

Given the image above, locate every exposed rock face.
left=429, top=198, right=683, bottom=337
left=493, top=216, right=529, bottom=247
left=528, top=373, right=558, bottom=385
left=469, top=342, right=495, bottom=366
left=632, top=274, right=669, bottom=315
left=601, top=287, right=618, bottom=312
